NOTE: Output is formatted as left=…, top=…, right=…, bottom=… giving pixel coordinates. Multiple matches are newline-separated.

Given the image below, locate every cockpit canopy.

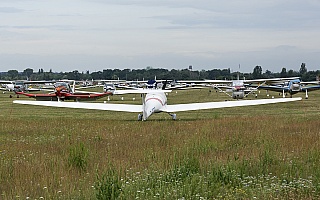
left=54, top=82, right=72, bottom=92
left=147, top=80, right=157, bottom=89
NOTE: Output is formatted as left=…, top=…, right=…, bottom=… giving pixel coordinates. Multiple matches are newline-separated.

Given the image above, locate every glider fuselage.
left=143, top=91, right=168, bottom=120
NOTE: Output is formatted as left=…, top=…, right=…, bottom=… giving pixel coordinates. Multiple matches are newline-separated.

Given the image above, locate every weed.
left=95, top=167, right=121, bottom=200
left=68, top=143, right=88, bottom=172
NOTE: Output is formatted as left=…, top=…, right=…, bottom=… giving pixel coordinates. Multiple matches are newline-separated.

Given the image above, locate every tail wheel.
left=138, top=114, right=143, bottom=121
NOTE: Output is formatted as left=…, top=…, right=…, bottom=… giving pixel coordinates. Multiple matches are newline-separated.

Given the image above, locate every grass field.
left=0, top=88, right=320, bottom=199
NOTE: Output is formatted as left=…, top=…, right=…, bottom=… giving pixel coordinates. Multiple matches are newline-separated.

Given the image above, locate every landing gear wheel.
left=171, top=114, right=177, bottom=120
left=138, top=114, right=143, bottom=121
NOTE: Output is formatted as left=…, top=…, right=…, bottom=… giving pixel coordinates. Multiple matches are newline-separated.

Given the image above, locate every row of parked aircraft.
left=179, top=77, right=320, bottom=99
left=0, top=77, right=313, bottom=121
left=2, top=76, right=320, bottom=100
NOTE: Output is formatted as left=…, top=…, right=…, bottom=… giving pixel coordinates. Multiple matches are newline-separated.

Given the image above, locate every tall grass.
left=0, top=90, right=320, bottom=198
left=95, top=166, right=121, bottom=200
left=68, top=142, right=89, bottom=172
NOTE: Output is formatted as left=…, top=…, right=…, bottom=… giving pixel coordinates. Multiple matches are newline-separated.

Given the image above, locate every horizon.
left=0, top=65, right=316, bottom=74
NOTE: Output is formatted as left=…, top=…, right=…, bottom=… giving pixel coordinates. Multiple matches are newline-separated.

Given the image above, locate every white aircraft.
left=0, top=80, right=21, bottom=92
left=178, top=77, right=301, bottom=99
left=0, top=80, right=54, bottom=98
left=13, top=88, right=302, bottom=121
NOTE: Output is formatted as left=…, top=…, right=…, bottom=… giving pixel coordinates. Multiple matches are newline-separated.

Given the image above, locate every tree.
left=280, top=67, right=287, bottom=78
left=23, top=68, right=34, bottom=79
left=7, top=70, right=19, bottom=80
left=299, top=63, right=307, bottom=75
left=287, top=69, right=294, bottom=77
left=264, top=70, right=272, bottom=78
left=252, top=66, right=262, bottom=79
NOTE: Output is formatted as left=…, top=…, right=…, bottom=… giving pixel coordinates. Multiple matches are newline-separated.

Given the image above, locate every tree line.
left=1, top=63, right=319, bottom=81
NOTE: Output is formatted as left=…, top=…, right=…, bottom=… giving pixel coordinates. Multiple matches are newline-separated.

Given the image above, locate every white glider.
left=13, top=90, right=302, bottom=121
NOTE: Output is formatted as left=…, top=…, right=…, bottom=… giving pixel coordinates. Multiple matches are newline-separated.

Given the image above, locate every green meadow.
left=0, top=88, right=320, bottom=199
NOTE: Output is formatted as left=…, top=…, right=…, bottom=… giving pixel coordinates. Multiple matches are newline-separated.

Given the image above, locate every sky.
left=1, top=0, right=320, bottom=73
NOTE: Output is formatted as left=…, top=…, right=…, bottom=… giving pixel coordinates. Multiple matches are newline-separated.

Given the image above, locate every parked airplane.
left=13, top=88, right=302, bottom=121
left=15, top=81, right=113, bottom=101
left=103, top=83, right=116, bottom=93
left=212, top=79, right=255, bottom=99
left=0, top=81, right=16, bottom=92
left=178, top=77, right=300, bottom=99
left=256, top=78, right=320, bottom=99
left=0, top=80, right=41, bottom=92
left=0, top=80, right=55, bottom=98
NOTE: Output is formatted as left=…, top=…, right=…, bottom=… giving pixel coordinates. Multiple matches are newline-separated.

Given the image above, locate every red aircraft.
left=15, top=81, right=112, bottom=101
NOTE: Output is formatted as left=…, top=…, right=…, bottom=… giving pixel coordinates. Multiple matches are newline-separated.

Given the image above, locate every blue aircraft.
left=257, top=78, right=320, bottom=99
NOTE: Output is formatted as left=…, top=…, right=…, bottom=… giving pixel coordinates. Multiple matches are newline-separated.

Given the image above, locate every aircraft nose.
left=291, top=84, right=300, bottom=91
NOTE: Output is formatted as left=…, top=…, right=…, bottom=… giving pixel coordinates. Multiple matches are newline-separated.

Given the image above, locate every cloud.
left=0, top=7, right=24, bottom=13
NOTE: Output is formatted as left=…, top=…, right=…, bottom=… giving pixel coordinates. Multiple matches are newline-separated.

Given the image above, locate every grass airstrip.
left=0, top=88, right=320, bottom=199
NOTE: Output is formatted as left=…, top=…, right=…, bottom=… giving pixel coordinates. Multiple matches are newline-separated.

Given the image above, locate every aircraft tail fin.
left=72, top=81, right=75, bottom=93
left=162, top=80, right=167, bottom=90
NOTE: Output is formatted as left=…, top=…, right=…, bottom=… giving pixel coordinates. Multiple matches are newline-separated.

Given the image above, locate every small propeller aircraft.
left=15, top=81, right=113, bottom=101
left=0, top=80, right=16, bottom=92
left=1, top=80, right=56, bottom=98
left=0, top=80, right=51, bottom=92
left=255, top=78, right=320, bottom=99
left=177, top=77, right=301, bottom=99
left=13, top=80, right=302, bottom=121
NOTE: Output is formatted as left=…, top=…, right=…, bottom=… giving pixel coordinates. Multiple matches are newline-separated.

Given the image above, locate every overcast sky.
left=1, top=0, right=320, bottom=73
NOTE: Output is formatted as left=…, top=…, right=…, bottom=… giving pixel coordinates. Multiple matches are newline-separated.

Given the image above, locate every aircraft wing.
left=13, top=100, right=143, bottom=112
left=301, top=81, right=320, bottom=85
left=15, top=91, right=113, bottom=101
left=64, top=92, right=112, bottom=99
left=76, top=86, right=96, bottom=89
left=256, top=85, right=290, bottom=92
left=15, top=92, right=57, bottom=98
left=13, top=97, right=301, bottom=114
left=177, top=77, right=300, bottom=85
left=178, top=80, right=233, bottom=84
left=173, top=86, right=205, bottom=90
left=97, top=79, right=127, bottom=82
left=301, top=85, right=320, bottom=91
left=243, top=77, right=300, bottom=84
left=0, top=80, right=14, bottom=84
left=70, top=90, right=108, bottom=94
left=161, top=97, right=301, bottom=113
left=113, top=89, right=172, bottom=95
left=23, top=80, right=56, bottom=84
